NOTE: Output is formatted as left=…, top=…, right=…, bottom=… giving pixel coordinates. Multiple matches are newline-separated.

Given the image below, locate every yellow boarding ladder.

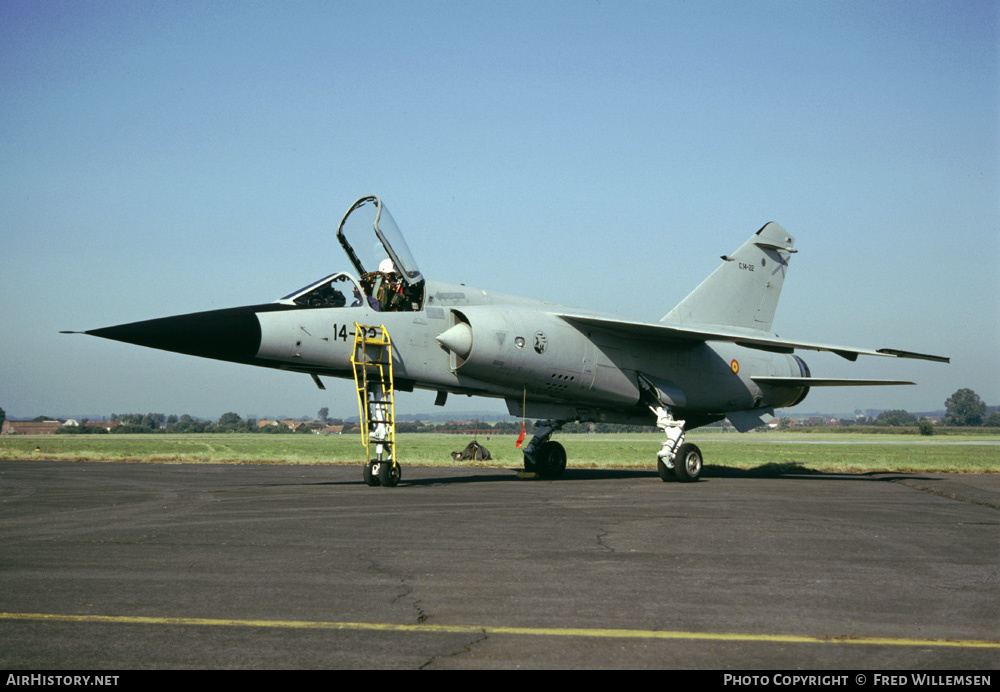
left=350, top=323, right=399, bottom=487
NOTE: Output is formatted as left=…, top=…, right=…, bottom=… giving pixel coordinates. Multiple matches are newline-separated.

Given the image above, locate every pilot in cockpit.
left=359, top=257, right=419, bottom=312
left=362, top=258, right=402, bottom=312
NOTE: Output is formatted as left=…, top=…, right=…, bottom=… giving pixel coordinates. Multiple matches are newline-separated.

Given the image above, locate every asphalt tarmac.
left=1, top=460, right=997, bottom=669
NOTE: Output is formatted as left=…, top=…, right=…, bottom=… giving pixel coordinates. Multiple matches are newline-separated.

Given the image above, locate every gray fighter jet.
left=68, top=195, right=948, bottom=486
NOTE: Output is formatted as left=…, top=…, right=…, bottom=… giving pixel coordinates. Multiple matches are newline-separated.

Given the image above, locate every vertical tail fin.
left=660, top=222, right=795, bottom=333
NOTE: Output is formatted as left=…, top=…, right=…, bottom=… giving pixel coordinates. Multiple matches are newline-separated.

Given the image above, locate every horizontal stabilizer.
left=558, top=313, right=949, bottom=363
left=752, top=377, right=914, bottom=387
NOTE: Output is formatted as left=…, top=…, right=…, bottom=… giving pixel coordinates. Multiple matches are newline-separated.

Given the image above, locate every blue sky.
left=2, top=0, right=997, bottom=421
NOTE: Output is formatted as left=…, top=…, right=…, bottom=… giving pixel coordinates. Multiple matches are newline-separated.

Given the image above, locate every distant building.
left=2, top=421, right=63, bottom=435
left=257, top=419, right=312, bottom=432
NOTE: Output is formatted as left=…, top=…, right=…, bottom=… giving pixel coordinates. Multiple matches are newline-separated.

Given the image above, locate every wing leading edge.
left=557, top=313, right=949, bottom=363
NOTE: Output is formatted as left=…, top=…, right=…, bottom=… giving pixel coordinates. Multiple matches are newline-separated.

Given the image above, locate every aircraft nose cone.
left=84, top=306, right=263, bottom=363
left=436, top=322, right=472, bottom=359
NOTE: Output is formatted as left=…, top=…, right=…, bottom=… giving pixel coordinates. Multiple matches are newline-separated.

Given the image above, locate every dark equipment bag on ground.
left=451, top=441, right=492, bottom=461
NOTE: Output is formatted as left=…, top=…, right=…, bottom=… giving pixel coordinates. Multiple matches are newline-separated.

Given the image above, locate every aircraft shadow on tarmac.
left=701, top=463, right=933, bottom=482
left=304, top=467, right=656, bottom=487
left=308, top=464, right=935, bottom=487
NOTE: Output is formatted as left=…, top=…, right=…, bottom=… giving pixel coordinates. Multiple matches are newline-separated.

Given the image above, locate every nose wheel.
left=364, top=460, right=401, bottom=487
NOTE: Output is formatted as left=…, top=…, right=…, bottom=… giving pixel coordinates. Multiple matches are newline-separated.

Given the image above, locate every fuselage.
left=85, top=273, right=809, bottom=430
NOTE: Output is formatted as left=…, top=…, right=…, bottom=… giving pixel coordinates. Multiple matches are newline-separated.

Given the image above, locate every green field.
left=1, top=431, right=997, bottom=474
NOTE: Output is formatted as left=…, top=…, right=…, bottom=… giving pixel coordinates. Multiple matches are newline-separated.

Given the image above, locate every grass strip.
left=1, top=433, right=996, bottom=474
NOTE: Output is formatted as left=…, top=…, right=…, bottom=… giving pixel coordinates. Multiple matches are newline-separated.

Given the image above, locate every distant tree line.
left=793, top=388, right=999, bottom=433
left=52, top=412, right=293, bottom=435
left=853, top=410, right=920, bottom=427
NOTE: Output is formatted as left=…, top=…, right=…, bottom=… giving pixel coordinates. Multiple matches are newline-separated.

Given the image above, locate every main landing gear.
left=521, top=421, right=567, bottom=479
left=519, top=409, right=702, bottom=483
left=651, top=405, right=701, bottom=483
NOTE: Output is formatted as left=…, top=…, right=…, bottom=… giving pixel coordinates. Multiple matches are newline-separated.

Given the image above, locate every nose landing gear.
left=352, top=324, right=401, bottom=488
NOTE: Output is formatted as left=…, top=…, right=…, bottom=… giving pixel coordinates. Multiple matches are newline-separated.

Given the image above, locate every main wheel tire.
left=657, top=457, right=674, bottom=482
left=363, top=462, right=381, bottom=487
left=536, top=441, right=567, bottom=479
left=378, top=461, right=401, bottom=487
left=672, top=442, right=703, bottom=483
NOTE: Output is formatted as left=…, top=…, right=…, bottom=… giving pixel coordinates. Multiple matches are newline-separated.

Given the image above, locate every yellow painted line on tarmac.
left=2, top=612, right=998, bottom=649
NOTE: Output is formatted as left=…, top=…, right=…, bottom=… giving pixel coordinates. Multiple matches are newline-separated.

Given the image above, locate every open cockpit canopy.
left=335, top=195, right=425, bottom=311
left=338, top=196, right=423, bottom=284
left=279, top=196, right=425, bottom=311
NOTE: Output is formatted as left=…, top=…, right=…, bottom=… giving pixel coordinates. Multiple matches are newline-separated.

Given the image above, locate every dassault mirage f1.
left=68, top=195, right=948, bottom=486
